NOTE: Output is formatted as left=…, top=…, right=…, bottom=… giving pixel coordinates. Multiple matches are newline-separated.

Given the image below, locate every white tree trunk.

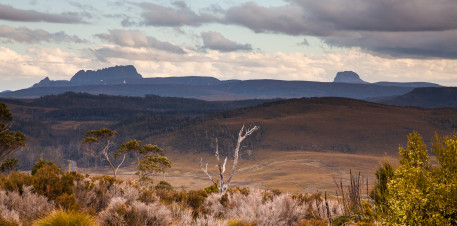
left=200, top=125, right=259, bottom=194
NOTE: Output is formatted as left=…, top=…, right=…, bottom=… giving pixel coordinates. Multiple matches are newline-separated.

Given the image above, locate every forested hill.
left=145, top=97, right=457, bottom=156
left=0, top=92, right=276, bottom=121
left=0, top=92, right=276, bottom=169
left=378, top=87, right=457, bottom=108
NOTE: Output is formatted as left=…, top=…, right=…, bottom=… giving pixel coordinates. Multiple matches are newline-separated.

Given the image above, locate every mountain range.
left=0, top=65, right=443, bottom=101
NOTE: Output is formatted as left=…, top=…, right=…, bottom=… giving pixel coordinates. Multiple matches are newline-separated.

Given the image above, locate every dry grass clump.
left=33, top=209, right=97, bottom=226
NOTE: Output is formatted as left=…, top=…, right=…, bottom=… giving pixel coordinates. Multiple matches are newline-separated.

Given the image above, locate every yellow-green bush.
left=381, top=132, right=457, bottom=225
left=33, top=209, right=97, bottom=226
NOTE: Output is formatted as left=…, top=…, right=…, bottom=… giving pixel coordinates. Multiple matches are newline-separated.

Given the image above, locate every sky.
left=0, top=0, right=456, bottom=91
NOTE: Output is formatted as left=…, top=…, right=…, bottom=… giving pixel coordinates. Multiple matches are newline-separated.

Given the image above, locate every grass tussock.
left=33, top=209, right=97, bottom=226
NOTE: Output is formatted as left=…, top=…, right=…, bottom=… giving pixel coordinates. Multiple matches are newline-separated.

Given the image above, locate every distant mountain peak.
left=333, top=71, right=368, bottom=84
left=70, top=65, right=142, bottom=83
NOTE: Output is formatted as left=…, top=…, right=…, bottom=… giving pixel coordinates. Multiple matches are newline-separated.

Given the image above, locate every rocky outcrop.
left=333, top=71, right=367, bottom=84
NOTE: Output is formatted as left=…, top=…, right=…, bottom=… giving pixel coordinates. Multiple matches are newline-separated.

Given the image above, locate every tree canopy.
left=0, top=103, right=26, bottom=167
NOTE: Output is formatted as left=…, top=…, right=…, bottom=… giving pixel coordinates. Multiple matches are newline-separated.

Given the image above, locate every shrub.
left=0, top=186, right=54, bottom=224
left=203, top=189, right=329, bottom=225
left=0, top=171, right=33, bottom=192
left=31, top=159, right=59, bottom=176
left=155, top=180, right=173, bottom=191
left=55, top=193, right=81, bottom=211
left=382, top=132, right=457, bottom=225
left=296, top=218, right=327, bottom=226
left=204, top=183, right=219, bottom=194
left=0, top=158, right=18, bottom=174
left=33, top=209, right=97, bottom=226
left=0, top=215, right=18, bottom=226
left=98, top=197, right=172, bottom=225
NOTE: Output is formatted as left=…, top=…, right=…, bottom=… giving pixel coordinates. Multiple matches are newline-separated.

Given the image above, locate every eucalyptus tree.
left=0, top=103, right=26, bottom=168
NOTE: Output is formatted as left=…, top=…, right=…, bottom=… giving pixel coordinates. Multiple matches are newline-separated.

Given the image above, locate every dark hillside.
left=379, top=87, right=457, bottom=108
left=149, top=97, right=457, bottom=156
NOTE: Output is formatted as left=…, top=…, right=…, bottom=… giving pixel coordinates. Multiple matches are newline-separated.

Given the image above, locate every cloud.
left=225, top=2, right=325, bottom=36
left=0, top=4, right=85, bottom=23
left=223, top=0, right=457, bottom=59
left=0, top=47, right=93, bottom=90
left=324, top=30, right=457, bottom=59
left=225, top=0, right=457, bottom=35
left=0, top=25, right=85, bottom=43
left=201, top=31, right=252, bottom=52
left=291, top=0, right=457, bottom=32
left=95, top=29, right=186, bottom=54
left=137, top=1, right=221, bottom=26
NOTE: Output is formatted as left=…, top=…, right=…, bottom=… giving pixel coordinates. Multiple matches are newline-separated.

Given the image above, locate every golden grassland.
left=79, top=149, right=397, bottom=194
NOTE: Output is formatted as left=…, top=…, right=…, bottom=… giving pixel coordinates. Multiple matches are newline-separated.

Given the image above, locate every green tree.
left=0, top=158, right=19, bottom=174
left=82, top=128, right=125, bottom=177
left=116, top=139, right=171, bottom=182
left=382, top=132, right=457, bottom=225
left=0, top=103, right=26, bottom=167
left=369, top=161, right=394, bottom=216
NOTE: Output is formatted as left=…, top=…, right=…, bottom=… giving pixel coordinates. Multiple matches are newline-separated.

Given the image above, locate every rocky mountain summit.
left=70, top=65, right=142, bottom=84
left=333, top=71, right=368, bottom=84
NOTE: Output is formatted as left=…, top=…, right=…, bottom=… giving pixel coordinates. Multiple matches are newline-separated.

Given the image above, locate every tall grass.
left=33, top=209, right=97, bottom=226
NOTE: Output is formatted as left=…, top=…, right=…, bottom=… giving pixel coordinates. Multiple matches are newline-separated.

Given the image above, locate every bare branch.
left=199, top=125, right=259, bottom=194
left=200, top=158, right=218, bottom=187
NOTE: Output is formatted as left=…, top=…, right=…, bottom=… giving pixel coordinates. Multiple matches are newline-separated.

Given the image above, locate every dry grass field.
left=80, top=149, right=397, bottom=194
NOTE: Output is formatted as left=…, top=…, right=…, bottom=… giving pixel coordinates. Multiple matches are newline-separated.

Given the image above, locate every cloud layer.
left=0, top=4, right=84, bottom=23
left=201, top=31, right=252, bottom=52
left=96, top=29, right=186, bottom=54
left=133, top=0, right=457, bottom=59
left=0, top=25, right=85, bottom=43
left=138, top=1, right=221, bottom=27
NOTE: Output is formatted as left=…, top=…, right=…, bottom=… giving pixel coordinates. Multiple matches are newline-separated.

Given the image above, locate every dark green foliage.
left=0, top=103, right=26, bottom=167
left=369, top=161, right=394, bottom=215
left=0, top=158, right=18, bottom=174
left=117, top=140, right=171, bottom=181
left=82, top=128, right=122, bottom=177
left=154, top=180, right=173, bottom=191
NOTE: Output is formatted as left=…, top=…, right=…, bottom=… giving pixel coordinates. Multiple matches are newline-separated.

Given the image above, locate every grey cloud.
left=137, top=1, right=221, bottom=27
left=201, top=31, right=252, bottom=52
left=291, top=0, right=457, bottom=32
left=324, top=30, right=457, bottom=59
left=0, top=25, right=85, bottom=43
left=96, top=29, right=186, bottom=54
left=0, top=4, right=85, bottom=23
left=224, top=0, right=457, bottom=59
left=225, top=2, right=327, bottom=36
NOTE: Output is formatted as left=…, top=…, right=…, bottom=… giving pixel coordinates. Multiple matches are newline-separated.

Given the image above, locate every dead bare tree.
left=200, top=125, right=259, bottom=194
